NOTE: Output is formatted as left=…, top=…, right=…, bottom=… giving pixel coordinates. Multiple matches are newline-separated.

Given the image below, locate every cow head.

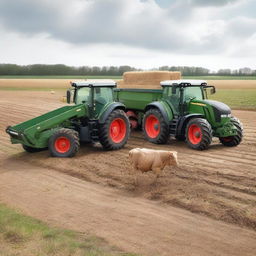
left=169, top=151, right=178, bottom=167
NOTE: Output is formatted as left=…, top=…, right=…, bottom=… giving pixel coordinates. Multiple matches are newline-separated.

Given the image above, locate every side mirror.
left=66, top=90, right=71, bottom=104
left=171, top=86, right=177, bottom=94
left=210, top=87, right=216, bottom=94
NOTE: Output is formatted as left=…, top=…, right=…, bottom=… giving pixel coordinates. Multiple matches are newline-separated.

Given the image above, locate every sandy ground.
left=1, top=160, right=256, bottom=256
left=0, top=90, right=256, bottom=255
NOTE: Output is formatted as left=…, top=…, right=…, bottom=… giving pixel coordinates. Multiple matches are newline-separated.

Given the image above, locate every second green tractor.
left=115, top=79, right=243, bottom=150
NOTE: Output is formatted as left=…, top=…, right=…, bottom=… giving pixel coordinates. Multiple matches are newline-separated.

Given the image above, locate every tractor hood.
left=204, top=100, right=231, bottom=122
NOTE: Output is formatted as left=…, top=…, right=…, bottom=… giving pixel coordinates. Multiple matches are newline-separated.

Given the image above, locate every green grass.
left=0, top=203, right=138, bottom=256
left=0, top=75, right=122, bottom=79
left=183, top=75, right=256, bottom=80
left=209, top=89, right=256, bottom=110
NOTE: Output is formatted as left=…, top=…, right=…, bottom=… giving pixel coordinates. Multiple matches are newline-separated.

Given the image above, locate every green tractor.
left=114, top=79, right=243, bottom=150
left=6, top=80, right=130, bottom=157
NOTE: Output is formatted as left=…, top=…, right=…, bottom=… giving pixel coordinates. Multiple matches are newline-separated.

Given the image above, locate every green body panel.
left=187, top=100, right=237, bottom=137
left=157, top=100, right=174, bottom=121
left=9, top=104, right=86, bottom=148
left=114, top=88, right=162, bottom=110
left=95, top=102, right=115, bottom=119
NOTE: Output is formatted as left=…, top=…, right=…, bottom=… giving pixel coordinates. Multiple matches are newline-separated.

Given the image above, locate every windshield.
left=94, top=87, right=113, bottom=105
left=184, top=87, right=203, bottom=101
left=75, top=87, right=91, bottom=104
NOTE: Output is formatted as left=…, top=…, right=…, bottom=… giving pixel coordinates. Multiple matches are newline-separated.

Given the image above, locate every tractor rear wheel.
left=99, top=109, right=130, bottom=150
left=219, top=117, right=243, bottom=147
left=48, top=128, right=79, bottom=157
left=143, top=108, right=169, bottom=144
left=186, top=118, right=212, bottom=150
left=22, top=144, right=45, bottom=153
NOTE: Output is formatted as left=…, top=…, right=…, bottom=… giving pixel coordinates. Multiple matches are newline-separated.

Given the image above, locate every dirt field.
left=0, top=90, right=256, bottom=255
left=0, top=78, right=256, bottom=89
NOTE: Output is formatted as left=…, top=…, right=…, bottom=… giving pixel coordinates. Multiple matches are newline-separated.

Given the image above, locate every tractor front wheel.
left=99, top=109, right=130, bottom=150
left=186, top=118, right=212, bottom=150
left=48, top=128, right=80, bottom=157
left=219, top=117, right=243, bottom=147
left=142, top=108, right=169, bottom=144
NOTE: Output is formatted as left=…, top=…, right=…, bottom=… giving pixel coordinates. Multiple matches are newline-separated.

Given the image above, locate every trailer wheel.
left=22, top=144, right=45, bottom=153
left=219, top=117, right=243, bottom=147
left=143, top=108, right=169, bottom=144
left=48, top=128, right=79, bottom=157
left=99, top=109, right=130, bottom=150
left=186, top=118, right=212, bottom=150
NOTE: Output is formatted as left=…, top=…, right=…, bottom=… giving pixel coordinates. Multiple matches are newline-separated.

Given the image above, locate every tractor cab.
left=67, top=80, right=116, bottom=118
left=160, top=79, right=216, bottom=115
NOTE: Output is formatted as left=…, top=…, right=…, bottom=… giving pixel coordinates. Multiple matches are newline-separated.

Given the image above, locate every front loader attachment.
left=6, top=104, right=86, bottom=148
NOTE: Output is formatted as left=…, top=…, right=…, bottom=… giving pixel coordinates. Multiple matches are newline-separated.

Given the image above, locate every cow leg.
left=152, top=167, right=162, bottom=181
left=129, top=163, right=138, bottom=174
left=131, top=167, right=139, bottom=185
left=134, top=174, right=138, bottom=185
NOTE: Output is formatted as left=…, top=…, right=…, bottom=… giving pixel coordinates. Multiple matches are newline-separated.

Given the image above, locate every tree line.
left=0, top=64, right=255, bottom=76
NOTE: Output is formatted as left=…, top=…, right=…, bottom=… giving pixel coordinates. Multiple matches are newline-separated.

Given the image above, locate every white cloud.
left=0, top=0, right=255, bottom=70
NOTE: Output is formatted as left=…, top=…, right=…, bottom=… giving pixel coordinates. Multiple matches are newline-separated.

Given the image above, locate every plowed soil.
left=0, top=90, right=256, bottom=255
left=0, top=78, right=256, bottom=89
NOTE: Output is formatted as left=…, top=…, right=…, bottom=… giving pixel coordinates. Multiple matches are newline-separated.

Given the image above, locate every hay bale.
left=117, top=71, right=181, bottom=89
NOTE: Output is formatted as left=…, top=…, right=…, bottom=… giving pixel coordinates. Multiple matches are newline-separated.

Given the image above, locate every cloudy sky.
left=0, top=0, right=255, bottom=71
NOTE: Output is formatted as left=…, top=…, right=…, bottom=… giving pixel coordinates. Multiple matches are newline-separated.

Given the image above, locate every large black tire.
left=48, top=128, right=79, bottom=157
left=219, top=117, right=243, bottom=147
left=99, top=109, right=130, bottom=150
left=142, top=108, right=169, bottom=144
left=185, top=118, right=212, bottom=150
left=22, top=144, right=45, bottom=153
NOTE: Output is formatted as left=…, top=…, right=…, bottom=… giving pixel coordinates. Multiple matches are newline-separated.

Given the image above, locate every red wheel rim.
left=188, top=124, right=202, bottom=145
left=145, top=114, right=160, bottom=138
left=109, top=118, right=127, bottom=143
left=54, top=136, right=71, bottom=153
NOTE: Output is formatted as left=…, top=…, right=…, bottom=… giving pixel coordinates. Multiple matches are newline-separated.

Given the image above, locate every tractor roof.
left=160, top=79, right=207, bottom=87
left=71, top=80, right=116, bottom=88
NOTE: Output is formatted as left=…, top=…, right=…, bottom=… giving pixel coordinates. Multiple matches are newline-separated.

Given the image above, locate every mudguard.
left=99, top=102, right=125, bottom=124
left=145, top=102, right=171, bottom=124
left=176, top=114, right=204, bottom=136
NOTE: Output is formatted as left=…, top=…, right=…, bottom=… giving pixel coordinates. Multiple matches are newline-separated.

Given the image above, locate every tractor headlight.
left=221, top=114, right=231, bottom=118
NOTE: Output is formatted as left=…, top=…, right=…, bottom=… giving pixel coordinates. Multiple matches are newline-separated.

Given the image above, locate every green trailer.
left=6, top=80, right=130, bottom=157
left=114, top=79, right=243, bottom=150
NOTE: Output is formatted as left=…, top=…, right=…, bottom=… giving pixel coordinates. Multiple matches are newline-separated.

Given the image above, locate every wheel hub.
left=195, top=131, right=201, bottom=138
left=154, top=124, right=159, bottom=130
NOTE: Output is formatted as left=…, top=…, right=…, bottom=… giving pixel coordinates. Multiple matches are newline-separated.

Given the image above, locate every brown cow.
left=129, top=148, right=178, bottom=183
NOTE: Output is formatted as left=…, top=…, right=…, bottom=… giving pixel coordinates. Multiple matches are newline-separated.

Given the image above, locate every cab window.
left=184, top=87, right=203, bottom=101
left=75, top=87, right=91, bottom=104
left=94, top=87, right=113, bottom=114
left=167, top=87, right=180, bottom=113
left=94, top=87, right=113, bottom=105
